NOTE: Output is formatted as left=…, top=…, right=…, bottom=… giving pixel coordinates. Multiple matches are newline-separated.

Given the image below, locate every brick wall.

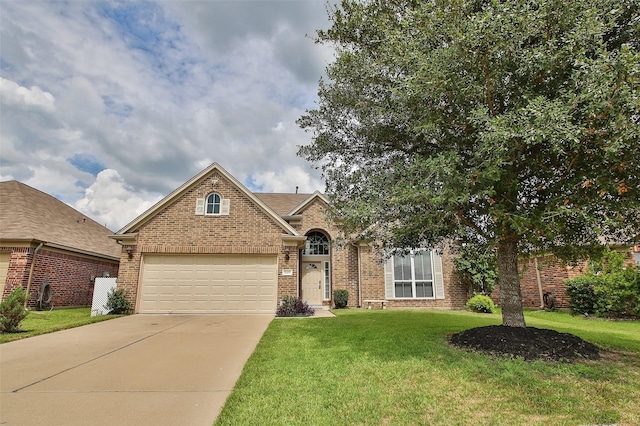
left=492, top=255, right=588, bottom=309
left=115, top=172, right=469, bottom=312
left=116, top=171, right=290, bottom=309
left=294, top=199, right=363, bottom=307
left=513, top=248, right=636, bottom=309
left=278, top=247, right=298, bottom=301
left=332, top=244, right=360, bottom=307
left=2, top=247, right=31, bottom=300
left=1, top=246, right=119, bottom=308
left=358, top=246, right=386, bottom=304
left=294, top=201, right=468, bottom=310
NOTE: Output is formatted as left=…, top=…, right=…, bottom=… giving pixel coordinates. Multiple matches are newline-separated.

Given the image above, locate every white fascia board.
left=286, top=191, right=330, bottom=216
left=116, top=163, right=300, bottom=236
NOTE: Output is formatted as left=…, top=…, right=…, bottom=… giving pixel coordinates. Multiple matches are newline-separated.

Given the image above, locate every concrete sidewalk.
left=0, top=314, right=272, bottom=426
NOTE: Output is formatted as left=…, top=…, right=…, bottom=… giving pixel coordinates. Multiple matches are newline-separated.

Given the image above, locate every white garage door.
left=139, top=254, right=278, bottom=314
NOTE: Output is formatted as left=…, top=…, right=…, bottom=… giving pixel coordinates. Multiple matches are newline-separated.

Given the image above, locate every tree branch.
left=456, top=208, right=492, bottom=241
left=481, top=58, right=496, bottom=115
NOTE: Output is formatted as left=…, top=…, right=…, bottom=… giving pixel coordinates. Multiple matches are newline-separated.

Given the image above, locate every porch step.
left=310, top=305, right=330, bottom=311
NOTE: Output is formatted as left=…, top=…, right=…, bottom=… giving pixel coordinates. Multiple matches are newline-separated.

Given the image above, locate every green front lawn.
left=216, top=309, right=640, bottom=426
left=0, top=308, right=118, bottom=343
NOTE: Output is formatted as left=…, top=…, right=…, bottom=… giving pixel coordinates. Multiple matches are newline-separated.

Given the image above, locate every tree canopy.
left=298, top=0, right=639, bottom=327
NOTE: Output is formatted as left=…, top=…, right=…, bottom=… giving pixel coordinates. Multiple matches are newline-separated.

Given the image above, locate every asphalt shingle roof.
left=254, top=193, right=314, bottom=216
left=0, top=180, right=121, bottom=259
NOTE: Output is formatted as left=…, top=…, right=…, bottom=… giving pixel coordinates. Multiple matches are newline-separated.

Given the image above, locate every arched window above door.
left=304, top=231, right=330, bottom=255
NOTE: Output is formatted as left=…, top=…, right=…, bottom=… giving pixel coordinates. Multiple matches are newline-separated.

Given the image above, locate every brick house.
left=493, top=246, right=638, bottom=310
left=0, top=181, right=120, bottom=308
left=111, top=163, right=468, bottom=313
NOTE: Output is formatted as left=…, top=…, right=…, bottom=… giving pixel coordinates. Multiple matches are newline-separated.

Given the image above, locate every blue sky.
left=0, top=1, right=333, bottom=230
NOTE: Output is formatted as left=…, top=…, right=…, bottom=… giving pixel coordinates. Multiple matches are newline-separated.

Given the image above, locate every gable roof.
left=285, top=191, right=330, bottom=216
left=254, top=192, right=330, bottom=217
left=0, top=180, right=121, bottom=259
left=254, top=193, right=313, bottom=216
left=115, top=163, right=300, bottom=236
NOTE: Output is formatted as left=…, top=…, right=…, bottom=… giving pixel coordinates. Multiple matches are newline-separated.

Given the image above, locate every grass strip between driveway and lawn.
left=0, top=308, right=119, bottom=343
left=215, top=309, right=640, bottom=426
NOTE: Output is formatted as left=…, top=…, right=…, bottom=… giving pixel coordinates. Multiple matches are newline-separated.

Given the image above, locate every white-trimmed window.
left=206, top=193, right=221, bottom=215
left=195, top=194, right=230, bottom=216
left=392, top=250, right=435, bottom=298
left=304, top=231, right=330, bottom=255
left=324, top=261, right=331, bottom=300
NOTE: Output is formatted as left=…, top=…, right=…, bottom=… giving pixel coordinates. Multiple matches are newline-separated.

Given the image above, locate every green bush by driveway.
left=216, top=309, right=640, bottom=426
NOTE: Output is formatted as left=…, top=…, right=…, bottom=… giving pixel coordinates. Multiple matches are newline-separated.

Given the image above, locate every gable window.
left=304, top=231, right=330, bottom=255
left=392, top=250, right=434, bottom=298
left=206, top=193, right=221, bottom=215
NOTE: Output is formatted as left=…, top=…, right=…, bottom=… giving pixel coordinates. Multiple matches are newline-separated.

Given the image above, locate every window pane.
left=416, top=282, right=434, bottom=298
left=324, top=262, right=330, bottom=299
left=304, top=232, right=329, bottom=255
left=394, top=282, right=412, bottom=298
left=206, top=194, right=221, bottom=214
left=393, top=255, right=412, bottom=281
left=413, top=251, right=432, bottom=281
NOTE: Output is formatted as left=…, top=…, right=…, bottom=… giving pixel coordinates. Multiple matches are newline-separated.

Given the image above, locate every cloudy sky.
left=0, top=1, right=336, bottom=231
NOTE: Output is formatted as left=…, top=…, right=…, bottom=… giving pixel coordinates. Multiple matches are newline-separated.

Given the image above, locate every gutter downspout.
left=534, top=256, right=544, bottom=309
left=297, top=248, right=301, bottom=300
left=356, top=244, right=362, bottom=308
left=24, top=242, right=44, bottom=308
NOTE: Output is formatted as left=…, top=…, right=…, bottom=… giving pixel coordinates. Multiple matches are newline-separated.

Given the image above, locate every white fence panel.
left=91, top=277, right=118, bottom=316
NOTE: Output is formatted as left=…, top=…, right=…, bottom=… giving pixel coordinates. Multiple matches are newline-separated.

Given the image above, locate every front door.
left=301, top=262, right=323, bottom=305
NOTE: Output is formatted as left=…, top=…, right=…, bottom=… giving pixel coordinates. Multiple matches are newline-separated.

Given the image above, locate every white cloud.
left=0, top=77, right=55, bottom=112
left=251, top=166, right=323, bottom=194
left=74, top=169, right=162, bottom=231
left=15, top=161, right=94, bottom=211
left=0, top=1, right=331, bottom=226
left=0, top=174, right=16, bottom=181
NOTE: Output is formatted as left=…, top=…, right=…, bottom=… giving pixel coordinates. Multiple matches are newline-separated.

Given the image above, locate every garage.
left=138, top=254, right=278, bottom=314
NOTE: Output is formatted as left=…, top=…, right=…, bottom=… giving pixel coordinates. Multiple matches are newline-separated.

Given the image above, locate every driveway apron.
left=0, top=314, right=273, bottom=426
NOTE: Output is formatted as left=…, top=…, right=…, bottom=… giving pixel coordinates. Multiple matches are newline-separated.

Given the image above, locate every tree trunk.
left=497, top=236, right=527, bottom=327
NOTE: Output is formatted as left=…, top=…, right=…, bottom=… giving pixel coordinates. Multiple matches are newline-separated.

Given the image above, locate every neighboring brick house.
left=493, top=246, right=638, bottom=310
left=491, top=256, right=587, bottom=309
left=0, top=181, right=120, bottom=308
left=111, top=163, right=467, bottom=314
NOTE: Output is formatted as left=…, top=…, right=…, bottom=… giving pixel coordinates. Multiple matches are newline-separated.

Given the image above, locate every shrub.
left=566, top=276, right=598, bottom=315
left=104, top=288, right=131, bottom=315
left=566, top=249, right=640, bottom=318
left=0, top=286, right=29, bottom=333
left=593, top=267, right=640, bottom=317
left=276, top=296, right=315, bottom=317
left=333, top=289, right=349, bottom=309
left=465, top=294, right=496, bottom=313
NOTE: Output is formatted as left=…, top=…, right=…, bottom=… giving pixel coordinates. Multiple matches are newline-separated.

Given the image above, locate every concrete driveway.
left=0, top=314, right=273, bottom=426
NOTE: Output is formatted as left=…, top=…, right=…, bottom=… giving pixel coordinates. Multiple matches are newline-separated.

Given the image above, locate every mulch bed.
left=449, top=325, right=601, bottom=362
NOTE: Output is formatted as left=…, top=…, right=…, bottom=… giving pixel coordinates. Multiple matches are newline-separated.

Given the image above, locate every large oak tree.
left=299, top=0, right=639, bottom=327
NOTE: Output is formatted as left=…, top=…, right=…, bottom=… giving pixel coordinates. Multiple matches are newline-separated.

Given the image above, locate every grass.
left=215, top=309, right=640, bottom=426
left=0, top=308, right=119, bottom=343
